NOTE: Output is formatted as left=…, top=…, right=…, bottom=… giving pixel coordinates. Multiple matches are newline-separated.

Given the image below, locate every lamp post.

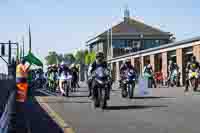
left=138, top=34, right=143, bottom=77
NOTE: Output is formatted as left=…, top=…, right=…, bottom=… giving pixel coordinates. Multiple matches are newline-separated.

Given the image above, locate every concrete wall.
left=0, top=80, right=15, bottom=113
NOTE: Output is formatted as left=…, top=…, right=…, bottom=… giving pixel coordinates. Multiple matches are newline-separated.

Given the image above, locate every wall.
left=0, top=80, right=15, bottom=114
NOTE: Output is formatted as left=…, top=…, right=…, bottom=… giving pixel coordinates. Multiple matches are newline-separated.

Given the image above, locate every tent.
left=24, top=52, right=43, bottom=67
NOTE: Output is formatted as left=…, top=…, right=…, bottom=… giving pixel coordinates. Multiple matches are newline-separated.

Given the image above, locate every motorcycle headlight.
left=96, top=79, right=104, bottom=84
left=192, top=72, right=197, bottom=77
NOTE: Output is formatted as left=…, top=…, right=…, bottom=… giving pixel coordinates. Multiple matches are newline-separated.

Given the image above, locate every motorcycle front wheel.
left=93, top=88, right=100, bottom=108
left=191, top=78, right=198, bottom=91
left=121, top=86, right=128, bottom=98
left=128, top=82, right=135, bottom=99
left=100, top=88, right=107, bottom=109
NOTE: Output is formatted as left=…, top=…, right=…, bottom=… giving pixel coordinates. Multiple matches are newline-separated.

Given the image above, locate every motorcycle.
left=189, top=69, right=199, bottom=91
left=48, top=72, right=57, bottom=92
left=121, top=69, right=136, bottom=99
left=62, top=74, right=72, bottom=97
left=169, top=69, right=180, bottom=87
left=92, top=67, right=111, bottom=109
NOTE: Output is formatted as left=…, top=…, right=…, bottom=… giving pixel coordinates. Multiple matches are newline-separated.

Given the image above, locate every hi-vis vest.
left=16, top=64, right=28, bottom=79
left=16, top=64, right=29, bottom=102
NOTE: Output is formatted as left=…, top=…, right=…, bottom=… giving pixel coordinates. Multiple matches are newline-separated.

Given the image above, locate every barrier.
left=0, top=80, right=16, bottom=133
left=0, top=91, right=16, bottom=133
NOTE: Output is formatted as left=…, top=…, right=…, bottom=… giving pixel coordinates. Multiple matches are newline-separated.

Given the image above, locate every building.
left=86, top=9, right=200, bottom=85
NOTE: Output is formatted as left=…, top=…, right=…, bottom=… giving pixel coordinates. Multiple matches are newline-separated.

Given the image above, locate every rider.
left=87, top=52, right=108, bottom=97
left=185, top=56, right=200, bottom=92
left=70, top=64, right=79, bottom=89
left=168, top=59, right=177, bottom=82
left=119, top=59, right=137, bottom=86
left=143, top=61, right=157, bottom=88
left=58, top=61, right=70, bottom=96
left=48, top=64, right=58, bottom=91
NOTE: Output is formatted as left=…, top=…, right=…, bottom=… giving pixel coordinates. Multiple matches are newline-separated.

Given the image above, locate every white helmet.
left=61, top=61, right=66, bottom=66
left=71, top=63, right=75, bottom=68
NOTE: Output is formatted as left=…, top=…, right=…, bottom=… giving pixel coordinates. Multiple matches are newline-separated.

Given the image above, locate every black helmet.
left=96, top=52, right=104, bottom=59
left=125, top=59, right=131, bottom=64
left=20, top=58, right=26, bottom=64
left=192, top=56, right=196, bottom=61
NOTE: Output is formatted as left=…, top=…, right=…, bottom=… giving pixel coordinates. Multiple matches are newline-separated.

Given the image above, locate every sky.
left=0, top=0, right=200, bottom=72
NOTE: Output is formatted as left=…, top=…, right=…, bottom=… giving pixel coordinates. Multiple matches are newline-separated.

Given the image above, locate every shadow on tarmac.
left=76, top=90, right=89, bottom=93
left=105, top=105, right=168, bottom=110
left=132, top=96, right=175, bottom=99
left=69, top=95, right=89, bottom=98
left=25, top=91, right=64, bottom=133
left=40, top=100, right=91, bottom=104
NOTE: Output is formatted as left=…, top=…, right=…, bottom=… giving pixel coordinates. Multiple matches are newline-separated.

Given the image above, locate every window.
left=143, top=40, right=161, bottom=49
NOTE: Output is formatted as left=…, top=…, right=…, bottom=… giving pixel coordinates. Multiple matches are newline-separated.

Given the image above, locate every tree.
left=85, top=51, right=96, bottom=65
left=75, top=49, right=88, bottom=64
left=63, top=53, right=76, bottom=65
left=57, top=54, right=64, bottom=63
left=45, top=51, right=58, bottom=65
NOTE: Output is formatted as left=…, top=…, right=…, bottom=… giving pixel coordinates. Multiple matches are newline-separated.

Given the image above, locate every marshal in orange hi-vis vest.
left=16, top=64, right=29, bottom=102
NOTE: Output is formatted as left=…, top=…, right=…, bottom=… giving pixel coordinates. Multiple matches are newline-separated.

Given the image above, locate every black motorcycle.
left=92, top=67, right=111, bottom=109
left=121, top=69, right=136, bottom=99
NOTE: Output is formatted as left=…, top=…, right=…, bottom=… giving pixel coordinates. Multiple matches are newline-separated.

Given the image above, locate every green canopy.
left=24, top=52, right=43, bottom=67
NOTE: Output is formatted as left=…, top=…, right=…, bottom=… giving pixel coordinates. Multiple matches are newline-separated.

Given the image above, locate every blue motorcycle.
left=121, top=69, right=136, bottom=99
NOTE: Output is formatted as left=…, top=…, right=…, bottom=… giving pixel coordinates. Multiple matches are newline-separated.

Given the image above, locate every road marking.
left=36, top=97, right=75, bottom=133
left=37, top=89, right=58, bottom=96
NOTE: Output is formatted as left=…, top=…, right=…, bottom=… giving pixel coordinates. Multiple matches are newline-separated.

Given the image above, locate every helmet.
left=125, top=59, right=131, bottom=64
left=96, top=52, right=104, bottom=59
left=192, top=56, right=196, bottom=61
left=71, top=64, right=75, bottom=68
left=61, top=61, right=66, bottom=66
left=20, top=58, right=26, bottom=64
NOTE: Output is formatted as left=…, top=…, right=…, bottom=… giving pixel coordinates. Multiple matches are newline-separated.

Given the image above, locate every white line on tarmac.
left=35, top=97, right=75, bottom=133
left=36, top=89, right=56, bottom=96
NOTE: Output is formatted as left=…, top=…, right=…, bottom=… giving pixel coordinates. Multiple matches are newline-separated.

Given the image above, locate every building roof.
left=87, top=18, right=172, bottom=44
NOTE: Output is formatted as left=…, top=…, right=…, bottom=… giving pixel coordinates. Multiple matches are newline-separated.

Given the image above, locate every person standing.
left=15, top=58, right=31, bottom=131
left=16, top=58, right=31, bottom=102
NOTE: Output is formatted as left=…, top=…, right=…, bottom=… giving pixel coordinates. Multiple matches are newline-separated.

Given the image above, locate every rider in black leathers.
left=119, top=59, right=137, bottom=87
left=87, top=52, right=108, bottom=98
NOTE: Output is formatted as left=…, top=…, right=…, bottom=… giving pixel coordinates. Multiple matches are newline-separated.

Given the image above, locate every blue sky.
left=0, top=0, right=200, bottom=66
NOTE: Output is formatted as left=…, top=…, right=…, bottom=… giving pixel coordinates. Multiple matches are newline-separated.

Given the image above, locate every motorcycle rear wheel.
left=121, top=87, right=128, bottom=98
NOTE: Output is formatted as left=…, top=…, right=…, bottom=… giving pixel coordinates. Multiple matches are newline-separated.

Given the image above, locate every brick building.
left=86, top=9, right=200, bottom=85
